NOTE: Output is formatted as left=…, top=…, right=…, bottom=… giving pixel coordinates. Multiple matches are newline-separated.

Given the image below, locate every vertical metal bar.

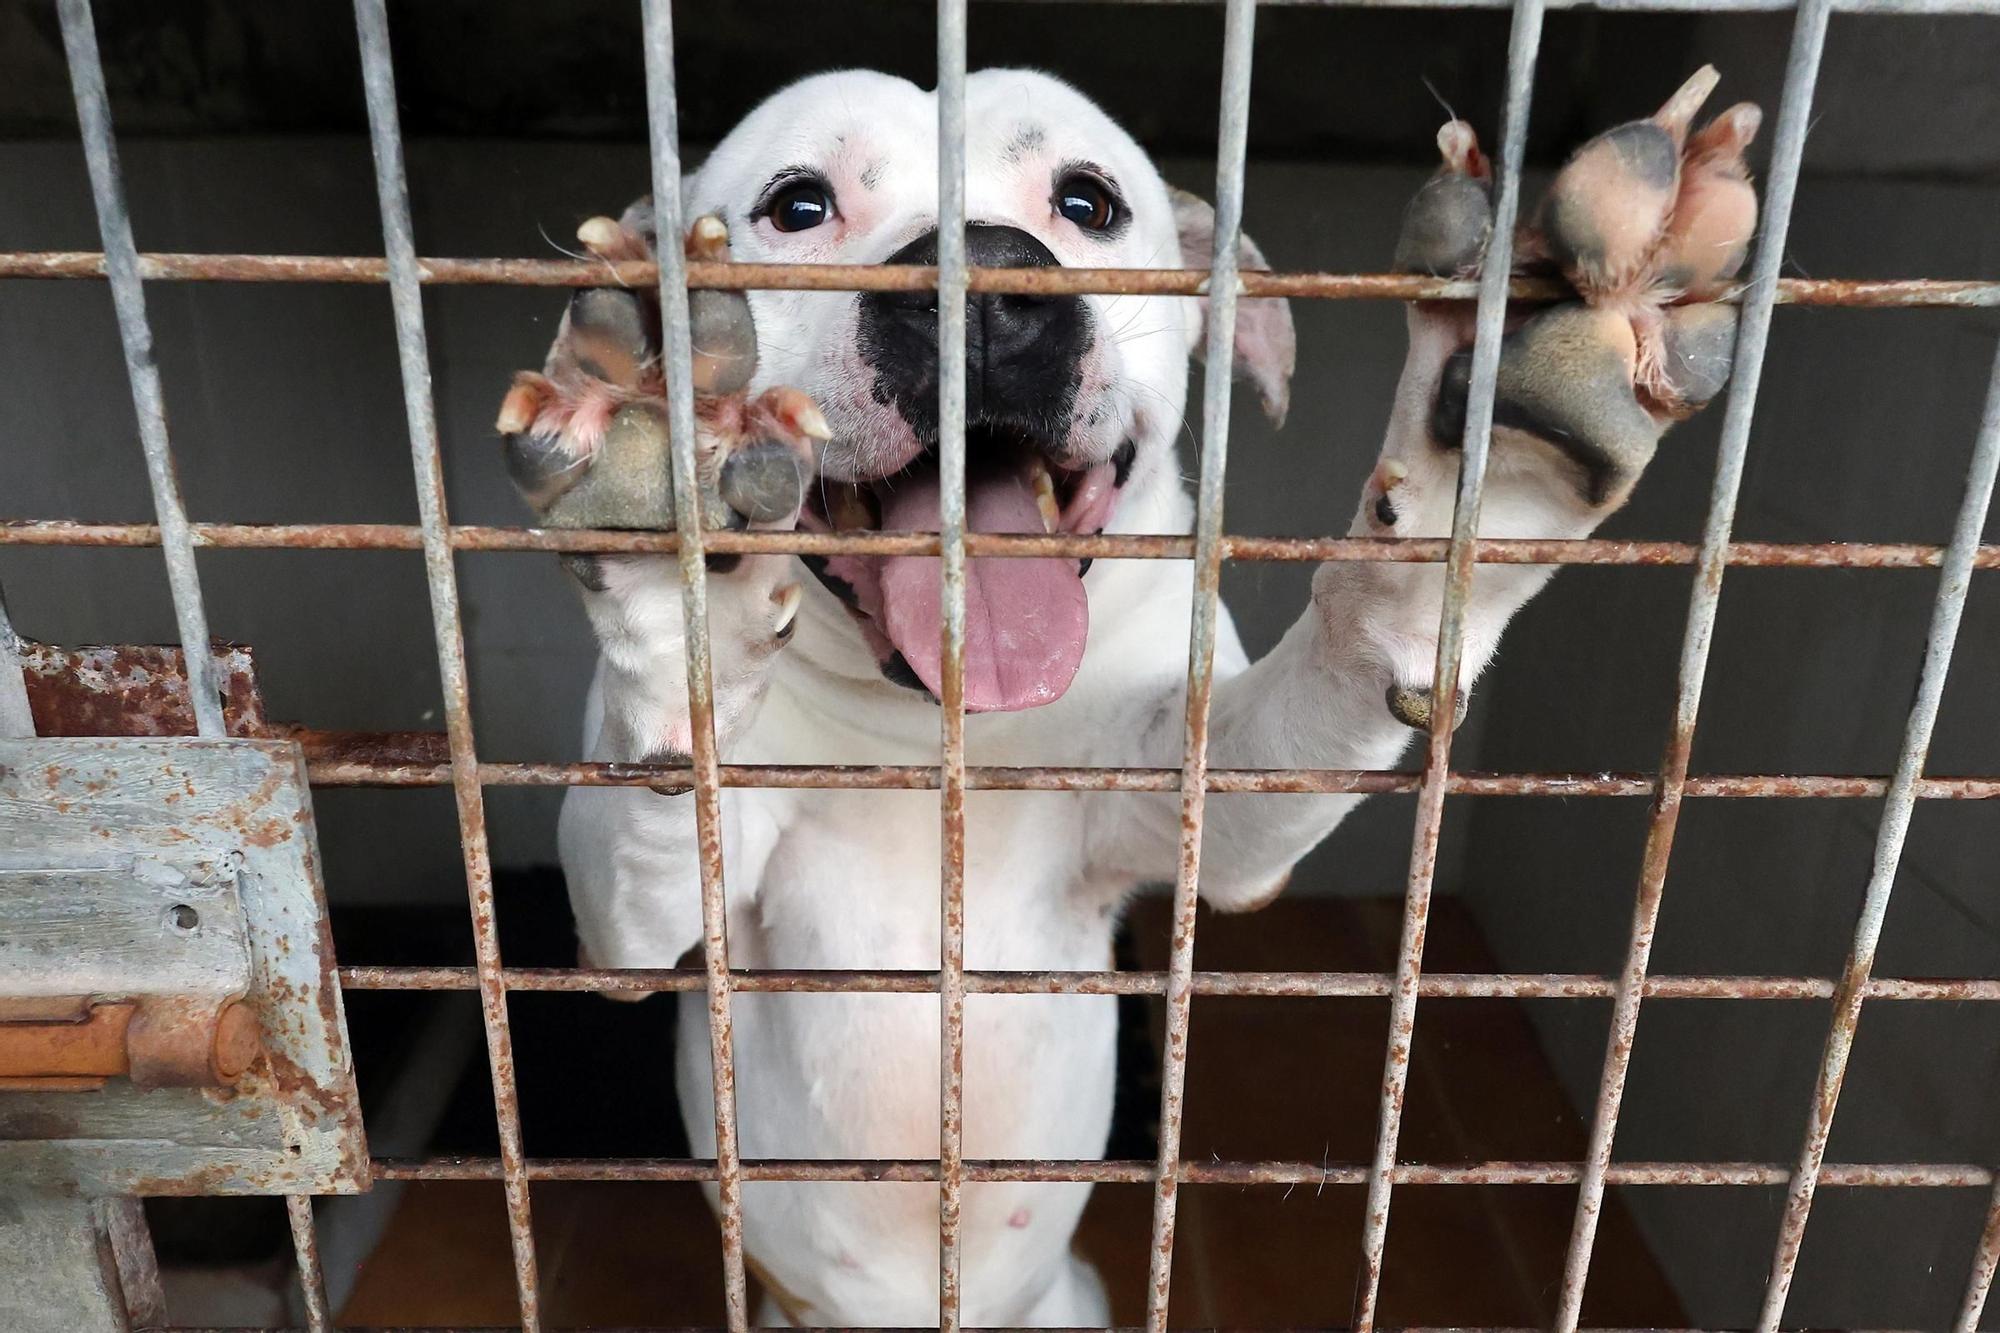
left=1554, top=5, right=1831, bottom=1326
left=53, top=0, right=225, bottom=740
left=284, top=1194, right=331, bottom=1333
left=350, top=3, right=543, bottom=1328
left=1350, top=3, right=1543, bottom=1327
left=636, top=4, right=750, bottom=1328
left=934, top=0, right=970, bottom=1327
left=1142, top=2, right=1256, bottom=1327
left=1757, top=336, right=2000, bottom=1331
left=1960, top=1181, right=2000, bottom=1333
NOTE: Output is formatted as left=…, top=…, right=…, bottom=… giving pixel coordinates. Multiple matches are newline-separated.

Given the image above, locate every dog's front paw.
left=494, top=212, right=829, bottom=581
left=1325, top=69, right=1760, bottom=730
left=499, top=212, right=825, bottom=772
left=1385, top=66, right=1758, bottom=516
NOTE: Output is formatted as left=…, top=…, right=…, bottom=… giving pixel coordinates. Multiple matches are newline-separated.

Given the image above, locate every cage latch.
left=0, top=859, right=264, bottom=1091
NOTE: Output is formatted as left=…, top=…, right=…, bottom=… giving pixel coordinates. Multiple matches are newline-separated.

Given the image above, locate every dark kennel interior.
left=2, top=0, right=1998, bottom=1328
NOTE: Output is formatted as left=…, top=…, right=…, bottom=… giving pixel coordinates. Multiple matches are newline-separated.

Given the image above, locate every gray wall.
left=2, top=76, right=1996, bottom=1329
left=1456, top=169, right=2000, bottom=1325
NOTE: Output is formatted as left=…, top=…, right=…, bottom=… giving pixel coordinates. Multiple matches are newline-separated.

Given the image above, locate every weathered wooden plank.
left=0, top=866, right=250, bottom=1000
left=0, top=1191, right=128, bottom=1333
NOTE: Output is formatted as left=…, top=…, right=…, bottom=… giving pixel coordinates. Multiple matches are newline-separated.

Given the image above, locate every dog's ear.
left=1169, top=186, right=1296, bottom=429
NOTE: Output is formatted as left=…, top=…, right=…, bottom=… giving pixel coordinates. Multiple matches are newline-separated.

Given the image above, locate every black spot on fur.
left=800, top=554, right=860, bottom=610
left=881, top=651, right=938, bottom=701
left=1111, top=439, right=1137, bottom=487
left=561, top=554, right=609, bottom=592
left=705, top=553, right=742, bottom=575
left=1003, top=125, right=1047, bottom=163
left=642, top=746, right=694, bottom=797
left=1374, top=493, right=1398, bottom=527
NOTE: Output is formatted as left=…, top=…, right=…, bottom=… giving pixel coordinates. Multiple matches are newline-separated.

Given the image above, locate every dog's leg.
left=499, top=209, right=824, bottom=969
left=1091, top=70, right=1759, bottom=905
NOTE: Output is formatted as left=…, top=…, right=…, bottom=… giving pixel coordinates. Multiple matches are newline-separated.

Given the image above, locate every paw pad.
left=495, top=212, right=827, bottom=556
left=1396, top=66, right=1760, bottom=507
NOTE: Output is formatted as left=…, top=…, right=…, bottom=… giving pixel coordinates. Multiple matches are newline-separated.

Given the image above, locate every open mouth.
left=800, top=427, right=1131, bottom=713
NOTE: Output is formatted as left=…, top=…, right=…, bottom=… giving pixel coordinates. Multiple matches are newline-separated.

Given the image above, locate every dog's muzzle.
left=804, top=225, right=1131, bottom=714
left=856, top=224, right=1090, bottom=446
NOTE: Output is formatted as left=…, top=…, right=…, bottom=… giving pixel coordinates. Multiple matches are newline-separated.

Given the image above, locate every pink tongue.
left=877, top=470, right=1089, bottom=712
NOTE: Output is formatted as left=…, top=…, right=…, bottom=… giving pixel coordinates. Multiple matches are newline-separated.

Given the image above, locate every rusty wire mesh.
left=14, top=0, right=2000, bottom=1330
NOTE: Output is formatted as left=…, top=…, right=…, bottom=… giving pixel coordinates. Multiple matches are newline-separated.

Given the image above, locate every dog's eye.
left=1054, top=175, right=1117, bottom=232
left=767, top=181, right=831, bottom=233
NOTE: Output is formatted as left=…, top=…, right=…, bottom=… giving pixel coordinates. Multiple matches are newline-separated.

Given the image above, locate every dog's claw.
left=771, top=582, right=803, bottom=642
left=577, top=214, right=653, bottom=264
left=1394, top=121, right=1493, bottom=278
left=1386, top=683, right=1470, bottom=733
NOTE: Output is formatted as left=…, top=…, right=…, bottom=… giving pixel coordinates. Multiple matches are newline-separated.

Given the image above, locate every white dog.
left=494, top=65, right=1759, bottom=1325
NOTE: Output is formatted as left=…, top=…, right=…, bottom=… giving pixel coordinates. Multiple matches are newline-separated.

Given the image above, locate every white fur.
left=554, top=69, right=1617, bottom=1325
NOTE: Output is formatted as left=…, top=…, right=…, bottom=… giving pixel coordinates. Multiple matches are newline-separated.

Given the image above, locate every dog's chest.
left=746, top=784, right=1108, bottom=971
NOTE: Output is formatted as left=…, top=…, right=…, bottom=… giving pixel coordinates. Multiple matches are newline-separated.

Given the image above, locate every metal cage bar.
left=935, top=0, right=972, bottom=1324
left=5, top=252, right=1998, bottom=306
left=1141, top=1, right=1258, bottom=1326
left=350, top=2, right=544, bottom=1327
left=52, top=0, right=226, bottom=740
left=637, top=1, right=754, bottom=1326
left=335, top=964, right=2000, bottom=1002
left=364, top=1153, right=2000, bottom=1189
left=284, top=1194, right=331, bottom=1333
left=1351, top=0, right=1543, bottom=1324
left=1962, top=1182, right=2000, bottom=1333
left=312, top=761, right=2000, bottom=799
left=10, top=0, right=2000, bottom=1328
left=13, top=521, right=2000, bottom=570
left=1756, top=334, right=2000, bottom=1330
left=1553, top=0, right=1832, bottom=1323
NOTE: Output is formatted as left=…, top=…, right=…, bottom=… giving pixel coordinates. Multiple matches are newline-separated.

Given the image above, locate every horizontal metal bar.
left=9, top=520, right=1999, bottom=572
left=148, top=1325, right=2000, bottom=1333
left=306, top=758, right=2000, bottom=799
left=278, top=731, right=2000, bottom=796
left=4, top=251, right=1996, bottom=306
left=367, top=1155, right=1997, bottom=1188
left=336, top=965, right=2000, bottom=1001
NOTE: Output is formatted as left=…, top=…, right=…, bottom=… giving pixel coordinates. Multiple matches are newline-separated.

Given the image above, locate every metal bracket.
left=0, top=738, right=368, bottom=1196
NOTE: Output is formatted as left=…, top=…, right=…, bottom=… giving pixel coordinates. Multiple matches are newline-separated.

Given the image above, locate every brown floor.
left=339, top=897, right=1681, bottom=1328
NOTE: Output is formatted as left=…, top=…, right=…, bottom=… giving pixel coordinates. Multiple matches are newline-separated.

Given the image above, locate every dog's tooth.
left=830, top=483, right=872, bottom=531
left=771, top=582, right=802, bottom=635
left=1032, top=461, right=1060, bottom=533
left=1375, top=458, right=1409, bottom=490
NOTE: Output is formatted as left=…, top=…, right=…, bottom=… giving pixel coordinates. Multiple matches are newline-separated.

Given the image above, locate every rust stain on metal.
left=13, top=519, right=1997, bottom=575
left=0, top=997, right=263, bottom=1088
left=19, top=641, right=266, bottom=738
left=276, top=731, right=2000, bottom=800
left=2, top=249, right=1996, bottom=308
left=363, top=1152, right=1998, bottom=1190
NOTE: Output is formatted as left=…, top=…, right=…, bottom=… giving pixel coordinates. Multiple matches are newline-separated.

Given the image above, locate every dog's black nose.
left=858, top=225, right=1089, bottom=440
